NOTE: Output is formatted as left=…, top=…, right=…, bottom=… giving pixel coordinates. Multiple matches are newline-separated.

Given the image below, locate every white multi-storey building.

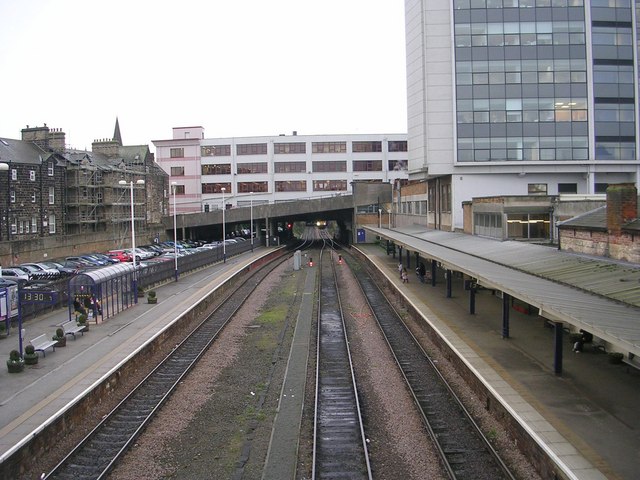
left=153, top=127, right=408, bottom=214
left=405, top=0, right=640, bottom=231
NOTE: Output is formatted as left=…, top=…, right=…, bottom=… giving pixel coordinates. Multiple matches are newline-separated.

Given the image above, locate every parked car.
left=1, top=268, right=30, bottom=282
left=89, top=253, right=120, bottom=264
left=124, top=248, right=155, bottom=262
left=106, top=250, right=132, bottom=262
left=41, top=261, right=78, bottom=276
left=80, top=254, right=110, bottom=266
left=19, top=263, right=60, bottom=280
left=138, top=246, right=160, bottom=257
left=65, top=257, right=98, bottom=269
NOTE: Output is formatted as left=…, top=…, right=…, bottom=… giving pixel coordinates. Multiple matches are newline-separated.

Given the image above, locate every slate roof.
left=558, top=200, right=640, bottom=233
left=0, top=137, right=49, bottom=164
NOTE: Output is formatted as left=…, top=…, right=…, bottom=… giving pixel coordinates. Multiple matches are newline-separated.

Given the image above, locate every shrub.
left=25, top=345, right=35, bottom=355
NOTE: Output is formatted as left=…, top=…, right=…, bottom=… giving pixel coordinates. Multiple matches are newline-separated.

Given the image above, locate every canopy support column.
left=554, top=322, right=564, bottom=376
left=502, top=292, right=510, bottom=338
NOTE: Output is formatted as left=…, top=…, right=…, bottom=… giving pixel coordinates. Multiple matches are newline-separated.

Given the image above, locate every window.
left=312, top=161, right=347, bottom=172
left=31, top=192, right=36, bottom=203
left=201, top=145, right=231, bottom=156
left=353, top=160, right=382, bottom=172
left=173, top=185, right=185, bottom=195
left=237, top=143, right=267, bottom=155
left=29, top=170, right=36, bottom=181
left=274, top=142, right=306, bottom=154
left=48, top=162, right=54, bottom=176
left=388, top=141, right=407, bottom=152
left=48, top=214, right=56, bottom=234
left=238, top=181, right=268, bottom=193
left=10, top=218, right=17, bottom=234
left=594, top=183, right=608, bottom=194
left=170, top=148, right=184, bottom=158
left=276, top=181, right=307, bottom=192
left=237, top=163, right=268, bottom=174
left=352, top=141, right=382, bottom=153
left=49, top=186, right=55, bottom=204
left=202, top=164, right=231, bottom=175
left=11, top=169, right=17, bottom=181
left=312, top=142, right=346, bottom=153
left=558, top=183, right=577, bottom=194
left=202, top=183, right=231, bottom=194
left=10, top=190, right=15, bottom=203
left=441, top=184, right=451, bottom=213
left=31, top=217, right=38, bottom=233
left=274, top=162, right=306, bottom=173
left=389, top=160, right=407, bottom=171
left=170, top=166, right=185, bottom=176
left=528, top=183, right=548, bottom=195
left=313, top=180, right=347, bottom=191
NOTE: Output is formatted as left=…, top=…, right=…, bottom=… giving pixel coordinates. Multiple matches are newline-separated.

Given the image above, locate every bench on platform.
left=30, top=334, right=57, bottom=357
left=62, top=320, right=85, bottom=339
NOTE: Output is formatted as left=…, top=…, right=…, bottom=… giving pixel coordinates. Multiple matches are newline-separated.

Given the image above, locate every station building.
left=404, top=0, right=640, bottom=232
left=153, top=128, right=408, bottom=215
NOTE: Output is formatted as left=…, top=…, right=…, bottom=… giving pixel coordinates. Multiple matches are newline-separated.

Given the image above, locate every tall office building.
left=405, top=0, right=639, bottom=231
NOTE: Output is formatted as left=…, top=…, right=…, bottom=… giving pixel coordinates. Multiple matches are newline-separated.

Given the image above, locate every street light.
left=119, top=179, right=145, bottom=301
left=0, top=162, right=16, bottom=354
left=250, top=191, right=254, bottom=252
left=221, top=187, right=226, bottom=263
left=171, top=181, right=178, bottom=282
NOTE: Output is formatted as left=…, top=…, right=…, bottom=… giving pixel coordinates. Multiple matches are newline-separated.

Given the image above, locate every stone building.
left=0, top=121, right=169, bottom=264
left=0, top=136, right=67, bottom=242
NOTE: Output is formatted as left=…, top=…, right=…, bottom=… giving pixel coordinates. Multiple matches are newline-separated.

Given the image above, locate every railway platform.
left=0, top=249, right=269, bottom=466
left=357, top=243, right=640, bottom=480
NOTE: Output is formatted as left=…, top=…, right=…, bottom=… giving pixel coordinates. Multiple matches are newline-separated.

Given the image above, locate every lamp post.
left=171, top=181, right=178, bottom=281
left=221, top=187, right=226, bottom=263
left=119, top=179, right=145, bottom=301
left=250, top=191, right=254, bottom=252
left=388, top=210, right=392, bottom=229
left=0, top=162, right=8, bottom=242
left=0, top=162, right=14, bottom=354
left=378, top=208, right=382, bottom=228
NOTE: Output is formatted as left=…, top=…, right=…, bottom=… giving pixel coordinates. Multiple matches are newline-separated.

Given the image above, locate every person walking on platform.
left=398, top=262, right=403, bottom=279
left=402, top=268, right=409, bottom=284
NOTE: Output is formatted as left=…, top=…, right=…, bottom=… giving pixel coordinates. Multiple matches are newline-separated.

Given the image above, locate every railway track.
left=346, top=251, right=515, bottom=480
left=312, top=242, right=372, bottom=479
left=45, top=255, right=287, bottom=480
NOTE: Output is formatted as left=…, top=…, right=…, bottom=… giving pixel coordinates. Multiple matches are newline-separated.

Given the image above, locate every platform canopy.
left=366, top=225, right=640, bottom=358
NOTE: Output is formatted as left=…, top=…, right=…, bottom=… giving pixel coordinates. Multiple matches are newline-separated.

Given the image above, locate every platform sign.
left=20, top=290, right=57, bottom=304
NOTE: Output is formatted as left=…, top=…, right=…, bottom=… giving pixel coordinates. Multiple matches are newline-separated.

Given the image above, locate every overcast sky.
left=0, top=0, right=407, bottom=152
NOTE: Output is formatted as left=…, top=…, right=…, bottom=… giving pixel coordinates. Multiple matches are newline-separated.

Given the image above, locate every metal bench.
left=61, top=320, right=85, bottom=339
left=30, top=334, right=58, bottom=357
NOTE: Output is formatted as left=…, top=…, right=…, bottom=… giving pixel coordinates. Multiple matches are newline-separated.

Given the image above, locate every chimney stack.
left=606, top=183, right=638, bottom=235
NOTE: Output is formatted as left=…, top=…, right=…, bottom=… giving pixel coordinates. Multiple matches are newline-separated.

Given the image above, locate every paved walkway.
left=0, top=249, right=269, bottom=463
left=262, top=266, right=316, bottom=479
left=357, top=243, right=640, bottom=480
